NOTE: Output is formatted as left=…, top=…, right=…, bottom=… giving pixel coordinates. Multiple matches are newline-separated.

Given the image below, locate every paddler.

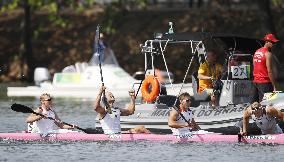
left=26, top=93, right=77, bottom=134
left=93, top=85, right=150, bottom=134
left=240, top=102, right=284, bottom=135
left=168, top=92, right=200, bottom=136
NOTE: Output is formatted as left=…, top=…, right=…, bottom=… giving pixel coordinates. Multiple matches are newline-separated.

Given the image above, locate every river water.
left=1, top=96, right=284, bottom=162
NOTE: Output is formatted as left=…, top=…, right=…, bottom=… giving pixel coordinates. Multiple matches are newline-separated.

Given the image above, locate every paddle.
left=172, top=105, right=200, bottom=131
left=95, top=25, right=111, bottom=114
left=238, top=133, right=243, bottom=142
left=11, top=103, right=103, bottom=134
left=169, top=43, right=200, bottom=130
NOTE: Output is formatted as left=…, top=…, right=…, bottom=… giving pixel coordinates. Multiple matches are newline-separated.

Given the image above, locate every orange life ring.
left=141, top=75, right=160, bottom=102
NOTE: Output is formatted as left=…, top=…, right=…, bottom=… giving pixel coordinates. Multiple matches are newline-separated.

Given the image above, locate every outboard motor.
left=34, top=67, right=50, bottom=86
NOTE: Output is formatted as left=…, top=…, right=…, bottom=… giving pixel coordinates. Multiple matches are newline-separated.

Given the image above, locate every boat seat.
left=156, top=94, right=200, bottom=107
left=156, top=95, right=179, bottom=107
left=192, top=72, right=210, bottom=101
left=160, top=84, right=167, bottom=95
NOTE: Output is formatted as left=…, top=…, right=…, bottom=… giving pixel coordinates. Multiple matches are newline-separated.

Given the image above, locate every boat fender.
left=141, top=75, right=160, bottom=102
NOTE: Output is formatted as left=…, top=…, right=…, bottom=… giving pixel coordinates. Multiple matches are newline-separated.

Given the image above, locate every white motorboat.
left=119, top=30, right=284, bottom=134
left=7, top=65, right=137, bottom=98
left=7, top=26, right=139, bottom=98
left=7, top=26, right=193, bottom=99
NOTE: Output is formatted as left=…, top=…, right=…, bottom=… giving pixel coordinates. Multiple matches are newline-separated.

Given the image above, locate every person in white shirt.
left=168, top=92, right=200, bottom=136
left=93, top=85, right=150, bottom=134
left=241, top=102, right=284, bottom=135
left=26, top=93, right=76, bottom=134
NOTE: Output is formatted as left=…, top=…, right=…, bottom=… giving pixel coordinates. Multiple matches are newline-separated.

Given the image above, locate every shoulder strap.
left=38, top=107, right=43, bottom=112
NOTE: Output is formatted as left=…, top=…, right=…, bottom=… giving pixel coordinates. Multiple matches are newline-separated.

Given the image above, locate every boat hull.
left=120, top=95, right=284, bottom=134
left=1, top=132, right=284, bottom=144
left=120, top=104, right=247, bottom=134
left=7, top=86, right=133, bottom=98
left=7, top=65, right=137, bottom=98
left=7, top=82, right=193, bottom=99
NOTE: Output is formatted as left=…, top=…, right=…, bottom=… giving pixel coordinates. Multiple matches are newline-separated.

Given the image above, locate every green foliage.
left=100, top=0, right=148, bottom=35
left=1, top=0, right=19, bottom=12
left=272, top=0, right=284, bottom=6
left=0, top=0, right=96, bottom=25
left=136, top=0, right=147, bottom=8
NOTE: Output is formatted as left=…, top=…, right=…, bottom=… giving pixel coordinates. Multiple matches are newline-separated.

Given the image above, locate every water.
left=1, top=97, right=284, bottom=162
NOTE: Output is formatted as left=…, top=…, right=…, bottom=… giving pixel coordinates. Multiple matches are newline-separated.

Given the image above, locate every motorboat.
left=7, top=26, right=139, bottom=99
left=7, top=26, right=193, bottom=99
left=119, top=29, right=284, bottom=134
left=7, top=62, right=138, bottom=98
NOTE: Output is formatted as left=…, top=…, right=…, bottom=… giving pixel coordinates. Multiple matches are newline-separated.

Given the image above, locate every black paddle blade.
left=238, top=133, right=243, bottom=142
left=11, top=103, right=34, bottom=113
left=79, top=128, right=104, bottom=134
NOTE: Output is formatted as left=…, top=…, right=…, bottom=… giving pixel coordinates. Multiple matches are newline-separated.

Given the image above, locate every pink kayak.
left=1, top=132, right=284, bottom=144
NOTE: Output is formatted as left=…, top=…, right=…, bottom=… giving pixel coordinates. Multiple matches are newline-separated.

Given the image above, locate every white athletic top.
left=252, top=107, right=283, bottom=134
left=171, top=108, right=194, bottom=136
left=28, top=108, right=56, bottom=134
left=99, top=107, right=121, bottom=134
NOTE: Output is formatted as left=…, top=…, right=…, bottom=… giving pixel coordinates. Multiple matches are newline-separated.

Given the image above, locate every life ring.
left=141, top=75, right=160, bottom=102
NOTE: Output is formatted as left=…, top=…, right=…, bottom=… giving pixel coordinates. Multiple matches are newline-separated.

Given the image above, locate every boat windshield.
left=89, top=47, right=119, bottom=66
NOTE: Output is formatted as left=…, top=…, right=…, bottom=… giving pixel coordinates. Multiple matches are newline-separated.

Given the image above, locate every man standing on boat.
left=197, top=50, right=223, bottom=106
left=251, top=33, right=279, bottom=103
left=168, top=92, right=200, bottom=136
left=93, top=85, right=150, bottom=134
left=240, top=102, right=284, bottom=135
left=26, top=93, right=76, bottom=134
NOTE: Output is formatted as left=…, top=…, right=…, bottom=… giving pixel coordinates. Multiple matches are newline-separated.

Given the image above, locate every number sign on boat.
left=231, top=65, right=250, bottom=79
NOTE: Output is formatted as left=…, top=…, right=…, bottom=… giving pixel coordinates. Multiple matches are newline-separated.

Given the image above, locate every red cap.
left=262, top=33, right=279, bottom=43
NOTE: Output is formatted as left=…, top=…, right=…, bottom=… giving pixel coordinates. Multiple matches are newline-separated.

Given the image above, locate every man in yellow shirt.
left=198, top=50, right=223, bottom=106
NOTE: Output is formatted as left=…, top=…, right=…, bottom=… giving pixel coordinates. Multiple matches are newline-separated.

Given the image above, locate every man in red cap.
left=252, top=33, right=279, bottom=103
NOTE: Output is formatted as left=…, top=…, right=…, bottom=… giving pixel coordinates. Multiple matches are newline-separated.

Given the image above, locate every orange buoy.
left=141, top=75, right=160, bottom=102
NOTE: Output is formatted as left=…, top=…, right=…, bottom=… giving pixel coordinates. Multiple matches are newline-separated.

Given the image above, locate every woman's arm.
left=26, top=108, right=43, bottom=123
left=191, top=118, right=201, bottom=130
left=168, top=109, right=188, bottom=128
left=93, top=85, right=107, bottom=117
left=241, top=108, right=251, bottom=135
left=120, top=90, right=136, bottom=116
left=267, top=106, right=284, bottom=121
left=54, top=112, right=75, bottom=129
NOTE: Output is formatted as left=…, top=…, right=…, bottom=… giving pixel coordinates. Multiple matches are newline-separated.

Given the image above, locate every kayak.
left=1, top=132, right=284, bottom=144
left=5, top=104, right=284, bottom=144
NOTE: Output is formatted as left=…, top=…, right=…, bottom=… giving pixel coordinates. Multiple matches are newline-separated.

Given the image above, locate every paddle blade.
left=79, top=128, right=104, bottom=134
left=238, top=133, right=243, bottom=142
left=11, top=103, right=34, bottom=113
